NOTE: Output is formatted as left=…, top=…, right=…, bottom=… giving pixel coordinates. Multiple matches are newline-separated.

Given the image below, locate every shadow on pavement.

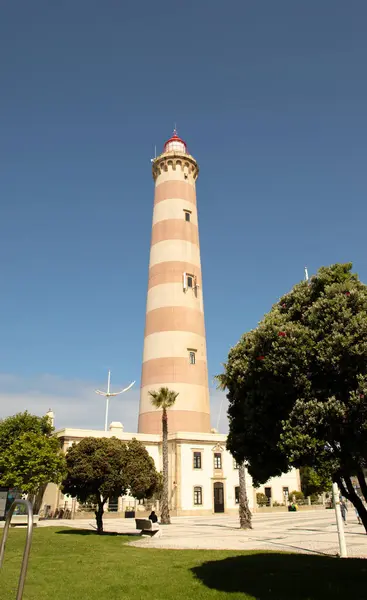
left=190, top=523, right=241, bottom=531
left=192, top=552, right=367, bottom=599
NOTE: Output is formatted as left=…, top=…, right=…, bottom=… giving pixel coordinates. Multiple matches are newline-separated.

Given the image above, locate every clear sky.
left=1, top=1, right=367, bottom=431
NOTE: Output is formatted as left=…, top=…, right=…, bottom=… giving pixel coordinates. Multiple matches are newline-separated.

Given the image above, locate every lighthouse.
left=43, top=130, right=302, bottom=516
left=138, top=130, right=211, bottom=434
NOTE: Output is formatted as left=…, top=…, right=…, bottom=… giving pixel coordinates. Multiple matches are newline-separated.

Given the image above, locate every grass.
left=0, top=527, right=366, bottom=600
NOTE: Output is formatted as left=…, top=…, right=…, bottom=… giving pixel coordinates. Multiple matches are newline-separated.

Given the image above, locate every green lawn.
left=0, top=527, right=366, bottom=600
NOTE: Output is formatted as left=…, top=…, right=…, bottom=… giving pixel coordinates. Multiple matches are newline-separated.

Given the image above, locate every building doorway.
left=213, top=482, right=224, bottom=513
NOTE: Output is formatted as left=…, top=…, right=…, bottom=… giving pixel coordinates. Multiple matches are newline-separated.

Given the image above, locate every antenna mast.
left=95, top=370, right=135, bottom=431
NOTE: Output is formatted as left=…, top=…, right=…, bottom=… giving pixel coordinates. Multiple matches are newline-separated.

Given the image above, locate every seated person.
left=149, top=510, right=158, bottom=523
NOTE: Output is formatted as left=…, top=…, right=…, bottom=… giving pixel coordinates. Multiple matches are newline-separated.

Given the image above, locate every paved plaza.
left=31, top=508, right=367, bottom=558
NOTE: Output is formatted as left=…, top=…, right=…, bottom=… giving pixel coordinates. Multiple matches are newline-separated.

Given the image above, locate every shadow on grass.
left=56, top=529, right=140, bottom=537
left=192, top=553, right=367, bottom=599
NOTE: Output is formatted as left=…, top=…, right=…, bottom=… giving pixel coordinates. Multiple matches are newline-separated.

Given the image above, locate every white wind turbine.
left=95, top=370, right=135, bottom=431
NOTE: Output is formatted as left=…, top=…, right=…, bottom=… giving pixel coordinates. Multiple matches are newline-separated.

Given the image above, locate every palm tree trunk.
left=160, top=407, right=171, bottom=524
left=239, top=462, right=252, bottom=529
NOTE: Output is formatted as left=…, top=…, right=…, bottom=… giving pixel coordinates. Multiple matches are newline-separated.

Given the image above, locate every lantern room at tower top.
left=163, top=129, right=188, bottom=154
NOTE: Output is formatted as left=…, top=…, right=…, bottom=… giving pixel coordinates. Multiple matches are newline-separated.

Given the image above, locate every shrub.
left=291, top=490, right=304, bottom=501
left=256, top=492, right=268, bottom=506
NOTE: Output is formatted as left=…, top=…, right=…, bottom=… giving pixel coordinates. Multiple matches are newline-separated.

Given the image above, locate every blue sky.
left=1, top=1, right=367, bottom=430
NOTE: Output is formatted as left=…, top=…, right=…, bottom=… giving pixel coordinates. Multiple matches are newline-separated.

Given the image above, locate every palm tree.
left=148, top=387, right=179, bottom=524
left=238, top=461, right=252, bottom=529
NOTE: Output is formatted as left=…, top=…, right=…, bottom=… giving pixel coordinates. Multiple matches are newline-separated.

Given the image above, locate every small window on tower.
left=184, top=210, right=191, bottom=222
left=183, top=272, right=196, bottom=291
left=189, top=351, right=196, bottom=365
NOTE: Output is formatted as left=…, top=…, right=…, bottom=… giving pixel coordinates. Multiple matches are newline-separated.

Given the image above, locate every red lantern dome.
left=164, top=129, right=187, bottom=154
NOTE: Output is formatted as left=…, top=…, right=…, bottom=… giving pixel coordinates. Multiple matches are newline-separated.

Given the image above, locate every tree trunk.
left=95, top=500, right=104, bottom=534
left=33, top=484, right=47, bottom=515
left=238, top=462, right=252, bottom=529
left=337, top=475, right=367, bottom=534
left=357, top=469, right=367, bottom=504
left=160, top=408, right=171, bottom=524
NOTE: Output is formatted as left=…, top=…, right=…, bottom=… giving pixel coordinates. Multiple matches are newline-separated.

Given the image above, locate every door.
left=213, top=482, right=224, bottom=513
left=264, top=487, right=272, bottom=506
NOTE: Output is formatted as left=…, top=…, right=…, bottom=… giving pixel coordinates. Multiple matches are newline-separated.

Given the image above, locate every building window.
left=187, top=275, right=194, bottom=288
left=189, top=350, right=196, bottom=365
left=214, top=453, right=222, bottom=469
left=193, top=451, right=202, bottom=469
left=184, top=210, right=191, bottom=222
left=194, top=486, right=203, bottom=505
left=235, top=486, right=240, bottom=504
left=282, top=487, right=289, bottom=497
left=264, top=487, right=272, bottom=500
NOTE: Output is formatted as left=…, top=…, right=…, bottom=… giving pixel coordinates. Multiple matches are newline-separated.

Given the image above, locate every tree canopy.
left=217, top=263, right=367, bottom=531
left=300, top=467, right=331, bottom=498
left=62, top=436, right=160, bottom=533
left=0, top=411, right=53, bottom=450
left=0, top=412, right=66, bottom=504
left=149, top=387, right=179, bottom=411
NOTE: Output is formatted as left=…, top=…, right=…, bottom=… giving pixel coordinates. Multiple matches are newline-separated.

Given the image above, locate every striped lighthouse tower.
left=138, top=131, right=211, bottom=434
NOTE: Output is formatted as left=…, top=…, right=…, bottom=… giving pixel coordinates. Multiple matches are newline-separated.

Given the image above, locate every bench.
left=9, top=515, right=40, bottom=527
left=135, top=518, right=161, bottom=537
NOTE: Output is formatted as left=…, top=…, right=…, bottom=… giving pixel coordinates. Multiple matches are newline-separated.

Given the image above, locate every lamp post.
left=95, top=370, right=135, bottom=431
left=332, top=482, right=347, bottom=557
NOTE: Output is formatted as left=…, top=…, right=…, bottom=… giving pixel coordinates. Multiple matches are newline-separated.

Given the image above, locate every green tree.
left=300, top=466, right=332, bottom=498
left=148, top=387, right=179, bottom=524
left=62, top=436, right=159, bottom=533
left=217, top=264, right=367, bottom=532
left=123, top=438, right=160, bottom=500
left=0, top=411, right=53, bottom=450
left=0, top=411, right=66, bottom=512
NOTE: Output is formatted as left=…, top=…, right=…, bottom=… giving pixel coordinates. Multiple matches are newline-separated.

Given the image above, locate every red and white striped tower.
left=138, top=131, right=211, bottom=434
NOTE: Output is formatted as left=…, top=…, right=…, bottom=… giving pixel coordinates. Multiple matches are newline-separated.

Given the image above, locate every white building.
left=43, top=420, right=300, bottom=515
